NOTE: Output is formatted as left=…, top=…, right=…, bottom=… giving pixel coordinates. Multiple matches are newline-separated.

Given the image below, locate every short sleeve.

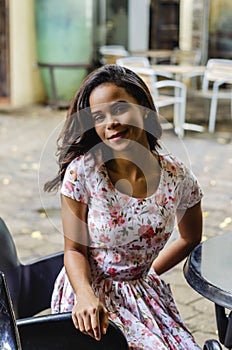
left=177, top=165, right=203, bottom=210
left=60, top=156, right=89, bottom=204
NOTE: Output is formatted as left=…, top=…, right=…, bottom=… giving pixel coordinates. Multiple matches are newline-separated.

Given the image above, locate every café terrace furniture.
left=184, top=232, right=232, bottom=349
left=116, top=60, right=189, bottom=138
left=130, top=49, right=173, bottom=64
left=116, top=56, right=173, bottom=79
left=170, top=48, right=202, bottom=66
left=186, top=58, right=232, bottom=133
left=116, top=56, right=150, bottom=68
left=0, top=217, right=222, bottom=350
left=98, top=45, right=129, bottom=65
left=0, top=218, right=129, bottom=350
left=150, top=64, right=206, bottom=83
left=130, top=48, right=201, bottom=66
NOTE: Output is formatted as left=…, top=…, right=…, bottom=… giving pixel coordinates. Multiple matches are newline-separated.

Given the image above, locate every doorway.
left=149, top=0, right=180, bottom=50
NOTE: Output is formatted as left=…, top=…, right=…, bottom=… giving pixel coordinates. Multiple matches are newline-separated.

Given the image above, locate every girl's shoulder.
left=67, top=152, right=96, bottom=172
left=159, top=153, right=188, bottom=176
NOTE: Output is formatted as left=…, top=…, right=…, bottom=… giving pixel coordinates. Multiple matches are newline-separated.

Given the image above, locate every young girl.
left=44, top=64, right=202, bottom=349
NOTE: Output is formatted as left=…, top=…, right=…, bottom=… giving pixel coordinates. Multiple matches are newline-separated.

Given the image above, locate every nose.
left=105, top=113, right=120, bottom=129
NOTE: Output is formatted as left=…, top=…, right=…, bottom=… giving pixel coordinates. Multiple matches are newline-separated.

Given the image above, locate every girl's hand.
left=72, top=290, right=109, bottom=341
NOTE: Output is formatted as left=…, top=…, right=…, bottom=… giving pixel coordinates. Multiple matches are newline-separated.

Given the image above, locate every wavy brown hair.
left=44, top=64, right=162, bottom=192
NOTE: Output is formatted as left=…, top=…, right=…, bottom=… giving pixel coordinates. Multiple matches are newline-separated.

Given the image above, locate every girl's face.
left=89, top=83, right=149, bottom=153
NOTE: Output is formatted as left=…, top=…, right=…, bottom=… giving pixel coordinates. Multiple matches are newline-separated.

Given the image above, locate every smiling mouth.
left=108, top=129, right=128, bottom=140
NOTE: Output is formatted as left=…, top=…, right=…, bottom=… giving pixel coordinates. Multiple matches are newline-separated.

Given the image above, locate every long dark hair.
left=44, top=64, right=162, bottom=192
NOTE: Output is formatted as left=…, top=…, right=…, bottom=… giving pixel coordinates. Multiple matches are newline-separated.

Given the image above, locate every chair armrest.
left=17, top=313, right=129, bottom=350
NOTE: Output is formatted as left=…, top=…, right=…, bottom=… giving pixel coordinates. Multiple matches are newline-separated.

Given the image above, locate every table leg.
left=215, top=304, right=232, bottom=349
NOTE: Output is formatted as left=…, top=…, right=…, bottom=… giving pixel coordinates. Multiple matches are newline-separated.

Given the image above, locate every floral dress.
left=51, top=151, right=203, bottom=349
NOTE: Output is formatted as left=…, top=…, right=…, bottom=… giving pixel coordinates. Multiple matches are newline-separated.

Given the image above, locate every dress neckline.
left=100, top=154, right=163, bottom=201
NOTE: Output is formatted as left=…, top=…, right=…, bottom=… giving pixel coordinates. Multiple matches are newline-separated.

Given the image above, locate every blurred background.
left=1, top=0, right=232, bottom=109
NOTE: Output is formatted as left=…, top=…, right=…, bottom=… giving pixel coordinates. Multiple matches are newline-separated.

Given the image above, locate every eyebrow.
left=91, top=100, right=129, bottom=115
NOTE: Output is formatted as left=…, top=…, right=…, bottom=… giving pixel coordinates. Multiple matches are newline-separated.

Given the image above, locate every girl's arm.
left=152, top=201, right=202, bottom=275
left=61, top=194, right=108, bottom=340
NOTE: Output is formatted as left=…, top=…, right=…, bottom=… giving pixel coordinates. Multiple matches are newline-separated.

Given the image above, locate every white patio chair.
left=116, top=56, right=150, bottom=68
left=170, top=48, right=202, bottom=66
left=126, top=67, right=187, bottom=137
left=99, top=45, right=129, bottom=65
left=116, top=56, right=174, bottom=79
left=188, top=58, right=232, bottom=133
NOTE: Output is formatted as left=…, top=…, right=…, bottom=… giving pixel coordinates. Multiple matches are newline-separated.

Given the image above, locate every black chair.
left=0, top=272, right=22, bottom=350
left=0, top=217, right=63, bottom=318
left=0, top=217, right=222, bottom=349
left=0, top=271, right=129, bottom=350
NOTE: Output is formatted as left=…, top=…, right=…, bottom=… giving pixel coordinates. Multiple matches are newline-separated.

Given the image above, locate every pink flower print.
left=166, top=161, right=177, bottom=175
left=144, top=296, right=152, bottom=304
left=174, top=335, right=182, bottom=344
left=89, top=222, right=95, bottom=230
left=77, top=195, right=86, bottom=204
left=117, top=216, right=125, bottom=226
left=144, top=317, right=155, bottom=330
left=142, top=328, right=153, bottom=336
left=130, top=266, right=142, bottom=276
left=109, top=203, right=122, bottom=217
left=154, top=234, right=163, bottom=244
left=121, top=317, right=132, bottom=327
left=69, top=169, right=77, bottom=180
left=168, top=196, right=176, bottom=203
left=64, top=181, right=74, bottom=194
left=169, top=320, right=178, bottom=328
left=112, top=253, right=121, bottom=263
left=99, top=233, right=110, bottom=243
left=138, top=225, right=155, bottom=239
left=108, top=218, right=117, bottom=228
left=156, top=193, right=168, bottom=206
left=107, top=267, right=117, bottom=277
left=108, top=215, right=125, bottom=228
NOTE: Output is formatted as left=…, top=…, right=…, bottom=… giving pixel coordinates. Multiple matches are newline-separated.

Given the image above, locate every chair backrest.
left=116, top=56, right=150, bottom=68
left=0, top=272, right=22, bottom=350
left=203, top=58, right=232, bottom=90
left=18, top=252, right=64, bottom=318
left=0, top=218, right=22, bottom=315
left=0, top=217, right=64, bottom=319
left=170, top=48, right=201, bottom=66
left=99, top=45, right=129, bottom=64
left=17, top=313, right=129, bottom=350
left=123, top=66, right=158, bottom=92
left=153, top=79, right=187, bottom=103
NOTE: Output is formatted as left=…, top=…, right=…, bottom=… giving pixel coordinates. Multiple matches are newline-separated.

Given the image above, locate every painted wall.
left=9, top=0, right=45, bottom=107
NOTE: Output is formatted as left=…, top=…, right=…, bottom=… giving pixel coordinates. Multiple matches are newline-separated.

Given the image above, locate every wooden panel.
left=0, top=0, right=10, bottom=100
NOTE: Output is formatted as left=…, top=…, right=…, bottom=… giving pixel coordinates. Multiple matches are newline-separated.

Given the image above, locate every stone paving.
left=0, top=98, right=232, bottom=348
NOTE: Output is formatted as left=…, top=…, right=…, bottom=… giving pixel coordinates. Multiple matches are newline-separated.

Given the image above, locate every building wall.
left=9, top=0, right=45, bottom=107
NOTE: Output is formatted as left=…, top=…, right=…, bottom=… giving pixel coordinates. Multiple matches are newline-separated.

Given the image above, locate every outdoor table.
left=150, top=64, right=206, bottom=81
left=183, top=233, right=232, bottom=348
left=131, top=50, right=173, bottom=63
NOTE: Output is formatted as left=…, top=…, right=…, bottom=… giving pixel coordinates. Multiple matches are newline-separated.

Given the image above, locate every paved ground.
left=0, top=97, right=232, bottom=348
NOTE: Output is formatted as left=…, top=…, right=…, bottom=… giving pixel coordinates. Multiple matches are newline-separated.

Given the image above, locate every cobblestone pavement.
left=0, top=99, right=232, bottom=348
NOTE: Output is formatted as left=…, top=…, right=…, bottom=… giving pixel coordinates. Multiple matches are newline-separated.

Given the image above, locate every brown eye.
left=111, top=102, right=130, bottom=115
left=93, top=113, right=105, bottom=124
